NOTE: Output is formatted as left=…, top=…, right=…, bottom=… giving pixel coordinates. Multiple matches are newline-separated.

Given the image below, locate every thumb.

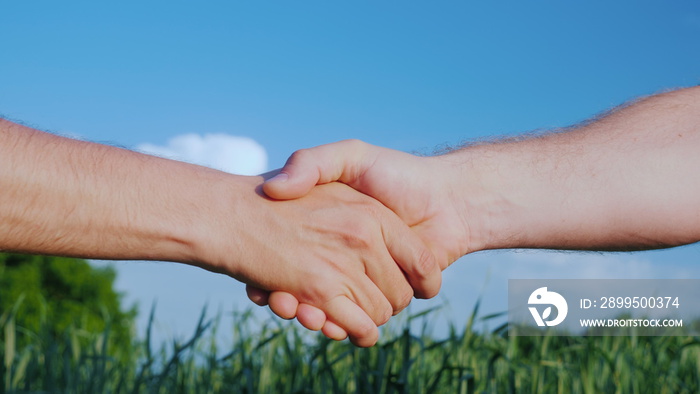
left=263, top=140, right=372, bottom=200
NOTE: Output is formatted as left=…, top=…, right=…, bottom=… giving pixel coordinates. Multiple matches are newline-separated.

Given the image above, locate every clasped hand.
left=246, top=140, right=472, bottom=346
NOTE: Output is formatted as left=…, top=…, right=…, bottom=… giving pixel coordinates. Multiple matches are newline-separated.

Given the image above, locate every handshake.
left=244, top=140, right=472, bottom=347
left=238, top=86, right=700, bottom=345
left=0, top=118, right=475, bottom=348
left=2, top=86, right=698, bottom=347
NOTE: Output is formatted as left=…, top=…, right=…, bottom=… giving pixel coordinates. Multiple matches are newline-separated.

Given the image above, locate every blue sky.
left=2, top=1, right=700, bottom=341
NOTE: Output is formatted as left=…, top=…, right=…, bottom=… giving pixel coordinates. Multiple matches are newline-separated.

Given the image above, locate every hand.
left=216, top=177, right=440, bottom=347
left=0, top=118, right=439, bottom=347
left=248, top=140, right=474, bottom=338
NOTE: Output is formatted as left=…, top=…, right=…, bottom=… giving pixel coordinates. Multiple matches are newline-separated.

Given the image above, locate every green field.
left=2, top=300, right=699, bottom=394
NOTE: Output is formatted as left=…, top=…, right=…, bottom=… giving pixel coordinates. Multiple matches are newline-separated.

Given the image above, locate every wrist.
left=420, top=151, right=493, bottom=257
left=432, top=144, right=533, bottom=254
left=173, top=172, right=264, bottom=277
left=110, top=158, right=243, bottom=267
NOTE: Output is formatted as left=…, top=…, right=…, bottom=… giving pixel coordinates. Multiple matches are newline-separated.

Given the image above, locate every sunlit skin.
left=0, top=119, right=442, bottom=347
left=253, top=86, right=700, bottom=339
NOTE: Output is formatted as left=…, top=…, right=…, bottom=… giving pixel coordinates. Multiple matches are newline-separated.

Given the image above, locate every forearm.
left=439, top=86, right=700, bottom=251
left=2, top=120, right=443, bottom=345
left=0, top=119, right=241, bottom=265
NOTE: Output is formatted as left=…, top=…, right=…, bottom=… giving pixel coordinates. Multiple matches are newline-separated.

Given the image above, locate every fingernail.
left=268, top=172, right=289, bottom=183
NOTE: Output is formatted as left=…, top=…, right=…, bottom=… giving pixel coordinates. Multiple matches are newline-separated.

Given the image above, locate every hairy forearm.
left=0, top=119, right=241, bottom=264
left=2, top=120, right=444, bottom=345
left=439, top=86, right=700, bottom=251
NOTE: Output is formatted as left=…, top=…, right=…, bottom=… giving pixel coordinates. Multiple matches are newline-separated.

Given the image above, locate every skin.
left=0, top=119, right=442, bottom=347
left=254, top=85, right=700, bottom=339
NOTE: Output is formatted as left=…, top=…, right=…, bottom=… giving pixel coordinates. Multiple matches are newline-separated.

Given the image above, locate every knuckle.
left=341, top=138, right=366, bottom=150
left=422, top=283, right=440, bottom=300
left=414, top=247, right=438, bottom=279
left=354, top=319, right=379, bottom=340
left=414, top=248, right=441, bottom=299
left=374, top=301, right=392, bottom=326
left=393, top=287, right=414, bottom=314
left=339, top=139, right=371, bottom=160
left=288, top=148, right=313, bottom=164
left=302, top=278, right=337, bottom=306
left=340, top=222, right=376, bottom=251
left=364, top=295, right=392, bottom=327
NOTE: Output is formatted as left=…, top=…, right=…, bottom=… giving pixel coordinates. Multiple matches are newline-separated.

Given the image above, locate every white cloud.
left=137, top=133, right=267, bottom=175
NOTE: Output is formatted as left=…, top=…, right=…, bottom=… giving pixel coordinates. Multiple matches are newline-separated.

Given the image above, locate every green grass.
left=1, top=300, right=699, bottom=394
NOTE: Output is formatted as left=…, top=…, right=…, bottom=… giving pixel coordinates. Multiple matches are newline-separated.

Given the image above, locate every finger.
left=361, top=232, right=416, bottom=315
left=296, top=303, right=327, bottom=331
left=294, top=304, right=349, bottom=340
left=262, top=140, right=372, bottom=200
left=381, top=214, right=442, bottom=300
left=323, top=296, right=379, bottom=347
left=246, top=285, right=270, bottom=306
left=321, top=320, right=348, bottom=341
left=342, top=267, right=394, bottom=327
left=268, top=291, right=300, bottom=320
